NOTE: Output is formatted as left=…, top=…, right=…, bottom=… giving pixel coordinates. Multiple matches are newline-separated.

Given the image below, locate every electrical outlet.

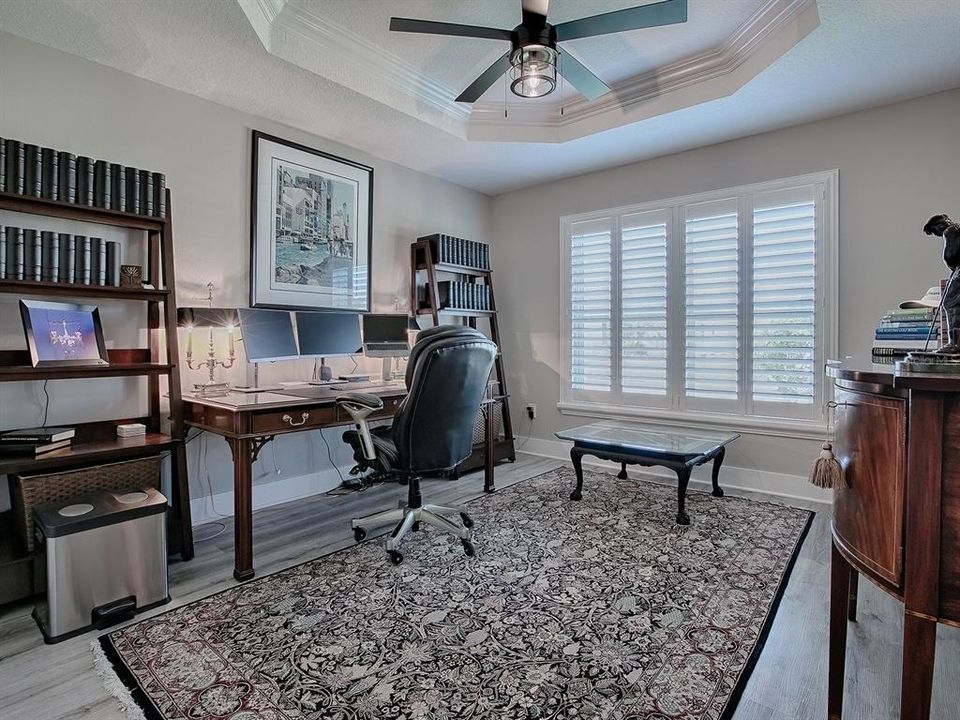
left=526, top=404, right=537, bottom=420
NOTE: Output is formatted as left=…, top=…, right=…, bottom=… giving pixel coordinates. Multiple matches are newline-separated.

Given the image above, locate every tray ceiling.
left=241, top=0, right=819, bottom=142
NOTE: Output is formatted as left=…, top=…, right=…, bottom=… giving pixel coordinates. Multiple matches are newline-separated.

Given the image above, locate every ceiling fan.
left=389, top=0, right=688, bottom=103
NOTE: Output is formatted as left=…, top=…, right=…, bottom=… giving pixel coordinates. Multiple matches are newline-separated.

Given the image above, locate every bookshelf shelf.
left=417, top=307, right=497, bottom=318
left=0, top=279, right=168, bottom=301
left=0, top=362, right=172, bottom=383
left=0, top=432, right=175, bottom=476
left=416, top=262, right=490, bottom=277
left=0, top=191, right=166, bottom=231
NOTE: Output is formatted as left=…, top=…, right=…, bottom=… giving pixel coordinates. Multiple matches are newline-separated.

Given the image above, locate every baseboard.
left=517, top=437, right=833, bottom=506
left=190, top=466, right=347, bottom=525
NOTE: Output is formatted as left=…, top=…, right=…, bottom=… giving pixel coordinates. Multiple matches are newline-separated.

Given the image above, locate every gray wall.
left=0, top=33, right=491, bottom=519
left=491, top=88, right=960, bottom=500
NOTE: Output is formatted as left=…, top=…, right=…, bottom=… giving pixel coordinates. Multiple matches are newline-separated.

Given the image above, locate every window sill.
left=556, top=400, right=829, bottom=441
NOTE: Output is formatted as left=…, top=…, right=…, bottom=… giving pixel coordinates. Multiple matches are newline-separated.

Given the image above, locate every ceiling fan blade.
left=558, top=51, right=611, bottom=101
left=455, top=51, right=513, bottom=103
left=521, top=0, right=550, bottom=28
left=555, top=0, right=687, bottom=42
left=390, top=17, right=513, bottom=41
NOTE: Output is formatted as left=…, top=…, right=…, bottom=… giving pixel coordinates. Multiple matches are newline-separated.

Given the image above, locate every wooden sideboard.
left=826, top=358, right=960, bottom=720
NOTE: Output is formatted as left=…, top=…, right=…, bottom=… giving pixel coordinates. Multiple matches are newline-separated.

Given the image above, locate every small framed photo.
left=250, top=130, right=373, bottom=312
left=19, top=300, right=109, bottom=368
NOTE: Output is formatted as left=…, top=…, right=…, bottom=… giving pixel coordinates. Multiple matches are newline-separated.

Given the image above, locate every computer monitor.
left=237, top=308, right=299, bottom=363
left=295, top=312, right=362, bottom=358
left=362, top=314, right=410, bottom=358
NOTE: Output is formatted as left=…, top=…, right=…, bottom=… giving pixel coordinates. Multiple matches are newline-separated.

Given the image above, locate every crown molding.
left=237, top=0, right=820, bottom=143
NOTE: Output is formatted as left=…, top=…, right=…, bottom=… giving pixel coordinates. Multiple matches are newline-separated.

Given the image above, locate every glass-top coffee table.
left=555, top=422, right=740, bottom=525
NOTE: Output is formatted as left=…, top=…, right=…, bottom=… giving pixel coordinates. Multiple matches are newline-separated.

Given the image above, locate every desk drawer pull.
left=282, top=412, right=310, bottom=427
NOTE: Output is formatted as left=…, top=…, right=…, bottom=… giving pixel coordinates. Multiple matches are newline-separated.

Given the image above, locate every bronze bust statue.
left=923, top=214, right=960, bottom=353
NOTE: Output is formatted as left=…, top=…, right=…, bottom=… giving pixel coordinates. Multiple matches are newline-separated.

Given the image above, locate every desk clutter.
left=0, top=136, right=166, bottom=218
left=872, top=286, right=942, bottom=363
left=0, top=225, right=121, bottom=285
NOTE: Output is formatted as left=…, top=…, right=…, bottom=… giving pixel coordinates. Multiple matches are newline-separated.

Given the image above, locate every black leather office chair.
left=337, top=325, right=498, bottom=564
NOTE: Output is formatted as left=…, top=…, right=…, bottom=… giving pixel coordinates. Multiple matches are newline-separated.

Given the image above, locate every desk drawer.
left=251, top=406, right=336, bottom=434
left=341, top=395, right=403, bottom=423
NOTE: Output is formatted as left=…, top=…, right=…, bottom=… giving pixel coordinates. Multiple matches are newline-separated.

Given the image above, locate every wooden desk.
left=183, top=386, right=497, bottom=581
left=826, top=358, right=960, bottom=720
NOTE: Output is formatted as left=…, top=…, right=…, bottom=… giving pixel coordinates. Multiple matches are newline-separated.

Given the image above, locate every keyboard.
left=331, top=381, right=404, bottom=391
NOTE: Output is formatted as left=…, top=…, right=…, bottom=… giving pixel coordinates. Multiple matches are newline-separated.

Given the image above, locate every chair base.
left=352, top=503, right=474, bottom=560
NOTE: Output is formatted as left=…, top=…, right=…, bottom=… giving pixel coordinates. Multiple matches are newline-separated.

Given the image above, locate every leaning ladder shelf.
left=410, top=240, right=516, bottom=474
left=0, top=190, right=193, bottom=605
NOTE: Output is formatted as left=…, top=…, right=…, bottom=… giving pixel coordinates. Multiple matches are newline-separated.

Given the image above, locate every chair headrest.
left=406, top=325, right=489, bottom=387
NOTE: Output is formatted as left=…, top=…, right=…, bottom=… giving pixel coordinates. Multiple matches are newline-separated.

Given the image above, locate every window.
left=562, top=171, right=836, bottom=428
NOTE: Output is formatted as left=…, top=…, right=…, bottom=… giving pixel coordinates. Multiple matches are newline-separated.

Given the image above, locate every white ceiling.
left=1, top=0, right=959, bottom=195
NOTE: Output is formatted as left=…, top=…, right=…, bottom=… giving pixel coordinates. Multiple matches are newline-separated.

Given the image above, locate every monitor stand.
left=232, top=362, right=282, bottom=393
left=313, top=357, right=333, bottom=382
left=382, top=357, right=394, bottom=382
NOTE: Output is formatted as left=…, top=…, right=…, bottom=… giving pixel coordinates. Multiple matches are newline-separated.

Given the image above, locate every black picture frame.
left=19, top=299, right=110, bottom=368
left=250, top=130, right=373, bottom=312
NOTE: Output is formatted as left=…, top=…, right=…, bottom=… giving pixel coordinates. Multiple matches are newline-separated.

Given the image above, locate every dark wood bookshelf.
left=0, top=278, right=169, bottom=301
left=0, top=191, right=166, bottom=230
left=410, top=238, right=516, bottom=472
left=0, top=188, right=193, bottom=607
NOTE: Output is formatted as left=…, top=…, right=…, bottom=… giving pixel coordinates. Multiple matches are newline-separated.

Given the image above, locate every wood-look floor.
left=1, top=454, right=958, bottom=719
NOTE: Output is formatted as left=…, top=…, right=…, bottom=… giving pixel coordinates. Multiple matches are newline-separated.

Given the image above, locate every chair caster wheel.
left=353, top=527, right=367, bottom=543
left=462, top=539, right=475, bottom=557
left=460, top=512, right=474, bottom=529
left=388, top=550, right=403, bottom=565
left=570, top=490, right=582, bottom=501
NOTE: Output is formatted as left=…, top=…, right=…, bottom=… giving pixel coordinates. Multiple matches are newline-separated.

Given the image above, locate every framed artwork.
left=19, top=300, right=109, bottom=368
left=250, top=130, right=373, bottom=312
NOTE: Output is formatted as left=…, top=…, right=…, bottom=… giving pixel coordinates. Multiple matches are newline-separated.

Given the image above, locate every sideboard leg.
left=828, top=541, right=851, bottom=720
left=900, top=612, right=937, bottom=720
left=847, top=568, right=859, bottom=622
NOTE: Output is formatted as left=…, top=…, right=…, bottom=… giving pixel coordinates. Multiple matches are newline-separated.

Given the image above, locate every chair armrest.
left=335, top=393, right=384, bottom=411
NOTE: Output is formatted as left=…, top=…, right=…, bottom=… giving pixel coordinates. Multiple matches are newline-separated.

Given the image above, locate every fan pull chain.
left=503, top=67, right=508, bottom=118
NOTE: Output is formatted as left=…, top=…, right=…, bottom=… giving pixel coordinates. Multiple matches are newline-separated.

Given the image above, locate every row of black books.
left=0, top=426, right=75, bottom=456
left=0, top=224, right=122, bottom=286
left=437, top=280, right=492, bottom=312
left=0, top=137, right=166, bottom=218
left=419, top=233, right=490, bottom=270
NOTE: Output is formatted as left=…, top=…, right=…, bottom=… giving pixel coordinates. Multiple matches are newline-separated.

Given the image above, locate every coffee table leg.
left=570, top=448, right=584, bottom=501
left=675, top=466, right=691, bottom=525
left=711, top=446, right=726, bottom=498
left=617, top=462, right=628, bottom=480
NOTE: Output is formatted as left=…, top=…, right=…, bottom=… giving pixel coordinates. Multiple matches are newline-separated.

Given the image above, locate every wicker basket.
left=472, top=400, right=504, bottom=445
left=12, top=455, right=162, bottom=551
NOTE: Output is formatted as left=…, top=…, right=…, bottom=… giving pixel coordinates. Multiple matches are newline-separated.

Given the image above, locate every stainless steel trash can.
left=32, top=486, right=170, bottom=643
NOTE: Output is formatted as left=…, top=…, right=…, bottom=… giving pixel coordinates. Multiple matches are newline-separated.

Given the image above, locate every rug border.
left=98, top=633, right=166, bottom=720
left=97, top=468, right=817, bottom=720
left=718, top=507, right=815, bottom=720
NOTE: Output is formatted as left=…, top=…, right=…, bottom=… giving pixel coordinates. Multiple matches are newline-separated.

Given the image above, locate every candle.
left=186, top=326, right=193, bottom=358
left=227, top=326, right=235, bottom=357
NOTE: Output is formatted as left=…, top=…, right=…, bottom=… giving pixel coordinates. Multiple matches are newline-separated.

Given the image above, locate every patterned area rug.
left=100, top=467, right=813, bottom=720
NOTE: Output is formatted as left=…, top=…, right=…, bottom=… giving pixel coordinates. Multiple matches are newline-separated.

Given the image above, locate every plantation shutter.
left=569, top=218, right=613, bottom=392
left=683, top=199, right=740, bottom=403
left=751, top=185, right=818, bottom=407
left=621, top=210, right=669, bottom=397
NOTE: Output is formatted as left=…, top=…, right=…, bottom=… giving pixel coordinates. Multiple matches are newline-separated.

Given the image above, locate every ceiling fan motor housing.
left=510, top=24, right=559, bottom=99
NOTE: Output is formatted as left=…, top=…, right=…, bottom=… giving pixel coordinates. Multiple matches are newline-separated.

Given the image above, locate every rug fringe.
left=90, top=639, right=147, bottom=720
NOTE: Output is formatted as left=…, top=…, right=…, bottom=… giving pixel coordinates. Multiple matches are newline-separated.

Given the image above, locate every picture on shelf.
left=251, top=131, right=372, bottom=312
left=19, top=299, right=109, bottom=367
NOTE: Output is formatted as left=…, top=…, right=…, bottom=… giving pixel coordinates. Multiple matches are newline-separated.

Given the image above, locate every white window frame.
left=559, top=170, right=838, bottom=439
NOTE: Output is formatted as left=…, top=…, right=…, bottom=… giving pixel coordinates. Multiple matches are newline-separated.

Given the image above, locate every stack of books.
left=0, top=426, right=75, bottom=456
left=872, top=308, right=940, bottom=363
left=436, top=280, right=492, bottom=312
left=0, top=225, right=120, bottom=285
left=1, top=136, right=166, bottom=218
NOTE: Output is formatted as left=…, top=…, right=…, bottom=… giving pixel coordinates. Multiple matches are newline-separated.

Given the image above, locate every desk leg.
left=570, top=448, right=584, bottom=501
left=901, top=613, right=936, bottom=720
left=228, top=437, right=255, bottom=582
left=828, top=541, right=851, bottom=720
left=847, top=569, right=859, bottom=622
left=675, top=466, right=691, bottom=525
left=711, top=446, right=725, bottom=497
left=484, top=403, right=496, bottom=494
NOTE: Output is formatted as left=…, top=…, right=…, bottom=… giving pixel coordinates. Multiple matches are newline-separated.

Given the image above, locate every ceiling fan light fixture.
left=509, top=45, right=557, bottom=99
